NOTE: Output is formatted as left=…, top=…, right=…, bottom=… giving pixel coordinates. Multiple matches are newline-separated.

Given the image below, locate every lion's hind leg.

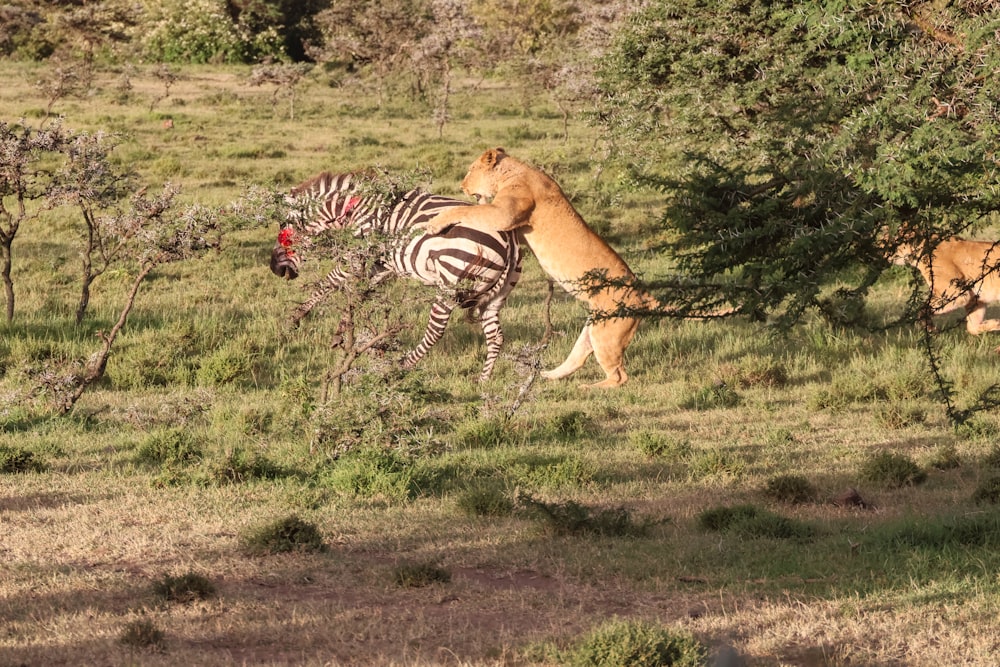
left=541, top=326, right=593, bottom=381
left=964, top=301, right=1000, bottom=335
left=584, top=317, right=638, bottom=389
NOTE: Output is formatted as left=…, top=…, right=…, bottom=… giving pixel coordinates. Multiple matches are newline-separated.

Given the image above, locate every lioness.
left=415, top=147, right=656, bottom=388
left=890, top=236, right=1000, bottom=335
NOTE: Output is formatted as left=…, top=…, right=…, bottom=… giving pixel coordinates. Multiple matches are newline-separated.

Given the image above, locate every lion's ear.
left=483, top=147, right=507, bottom=169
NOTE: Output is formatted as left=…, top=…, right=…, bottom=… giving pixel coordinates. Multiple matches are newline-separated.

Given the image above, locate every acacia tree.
left=34, top=184, right=223, bottom=413
left=596, top=1, right=1000, bottom=322
left=311, top=0, right=432, bottom=108
left=0, top=120, right=68, bottom=322
left=596, top=0, right=1000, bottom=418
left=49, top=131, right=139, bottom=324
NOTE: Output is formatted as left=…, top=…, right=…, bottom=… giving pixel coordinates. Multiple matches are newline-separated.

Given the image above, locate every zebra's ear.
left=483, top=147, right=506, bottom=169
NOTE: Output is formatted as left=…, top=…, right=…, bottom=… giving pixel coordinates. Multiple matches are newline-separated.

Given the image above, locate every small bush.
left=859, top=451, right=927, bottom=488
left=764, top=475, right=816, bottom=504
left=698, top=504, right=814, bottom=540
left=392, top=560, right=451, bottom=588
left=323, top=446, right=419, bottom=502
left=136, top=428, right=203, bottom=466
left=151, top=572, right=216, bottom=603
left=972, top=476, right=1000, bottom=505
left=119, top=618, right=165, bottom=651
left=565, top=619, right=706, bottom=667
left=630, top=431, right=691, bottom=461
left=678, top=382, right=741, bottom=410
left=456, top=482, right=515, bottom=518
left=0, top=445, right=45, bottom=473
left=243, top=515, right=325, bottom=555
left=518, top=493, right=653, bottom=537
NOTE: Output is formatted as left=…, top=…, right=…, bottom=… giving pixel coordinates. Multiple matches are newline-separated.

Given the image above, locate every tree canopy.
left=596, top=0, right=1000, bottom=324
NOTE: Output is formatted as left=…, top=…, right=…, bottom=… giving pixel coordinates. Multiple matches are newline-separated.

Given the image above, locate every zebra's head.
left=270, top=225, right=299, bottom=280
left=270, top=172, right=367, bottom=280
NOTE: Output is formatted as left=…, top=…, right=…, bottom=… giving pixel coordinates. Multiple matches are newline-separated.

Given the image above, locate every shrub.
left=141, top=0, right=284, bottom=64
left=195, top=344, right=254, bottom=387
left=456, top=482, right=515, bottom=518
left=859, top=451, right=927, bottom=489
left=518, top=493, right=653, bottom=537
left=323, top=446, right=419, bottom=502
left=151, top=572, right=216, bottom=603
left=242, top=515, right=325, bottom=555
left=538, top=410, right=600, bottom=440
left=391, top=561, right=451, bottom=588
left=565, top=619, right=706, bottom=667
left=763, top=475, right=816, bottom=504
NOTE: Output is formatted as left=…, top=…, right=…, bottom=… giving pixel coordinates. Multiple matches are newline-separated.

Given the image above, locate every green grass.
left=3, top=61, right=1000, bottom=665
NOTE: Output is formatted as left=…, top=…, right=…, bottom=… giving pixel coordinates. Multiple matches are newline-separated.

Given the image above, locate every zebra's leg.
left=402, top=296, right=456, bottom=370
left=476, top=306, right=505, bottom=382
left=290, top=268, right=346, bottom=326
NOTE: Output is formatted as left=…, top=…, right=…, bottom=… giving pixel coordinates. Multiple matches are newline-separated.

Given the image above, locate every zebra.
left=269, top=171, right=523, bottom=382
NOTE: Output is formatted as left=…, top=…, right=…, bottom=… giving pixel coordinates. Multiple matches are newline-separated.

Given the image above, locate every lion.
left=415, top=147, right=657, bottom=388
left=890, top=235, right=1000, bottom=335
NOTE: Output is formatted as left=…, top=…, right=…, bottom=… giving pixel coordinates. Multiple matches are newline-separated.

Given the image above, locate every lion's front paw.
left=413, top=218, right=450, bottom=236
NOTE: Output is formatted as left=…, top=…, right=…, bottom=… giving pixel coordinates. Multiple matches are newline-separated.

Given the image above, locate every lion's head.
left=461, top=147, right=507, bottom=204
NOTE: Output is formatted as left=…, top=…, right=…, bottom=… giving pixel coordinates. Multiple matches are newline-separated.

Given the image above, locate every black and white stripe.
left=270, top=172, right=522, bottom=382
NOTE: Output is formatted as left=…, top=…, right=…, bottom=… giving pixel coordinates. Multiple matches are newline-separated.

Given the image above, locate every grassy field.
left=3, top=61, right=1000, bottom=666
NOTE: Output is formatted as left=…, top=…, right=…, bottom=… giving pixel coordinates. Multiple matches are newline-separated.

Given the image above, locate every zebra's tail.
left=466, top=232, right=520, bottom=321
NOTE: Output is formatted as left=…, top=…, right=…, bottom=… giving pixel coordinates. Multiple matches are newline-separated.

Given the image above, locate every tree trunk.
left=2, top=240, right=14, bottom=322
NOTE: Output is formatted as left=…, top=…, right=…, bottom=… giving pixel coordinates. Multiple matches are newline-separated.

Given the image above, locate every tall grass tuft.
left=151, top=572, right=216, bottom=604
left=135, top=428, right=203, bottom=466
left=630, top=431, right=691, bottom=461
left=391, top=560, right=451, bottom=588
left=119, top=618, right=166, bottom=651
